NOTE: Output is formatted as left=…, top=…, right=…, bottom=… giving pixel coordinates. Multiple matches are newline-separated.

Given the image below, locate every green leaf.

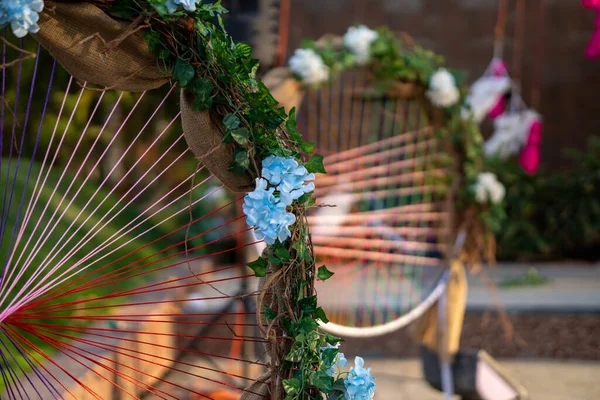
left=298, top=296, right=317, bottom=315
left=299, top=141, right=316, bottom=154
left=314, top=307, right=329, bottom=324
left=236, top=43, right=253, bottom=59
left=232, top=148, right=250, bottom=169
left=264, top=305, right=277, bottom=320
left=223, top=113, right=240, bottom=131
left=247, top=257, right=267, bottom=277
left=282, top=378, right=301, bottom=396
left=284, top=341, right=304, bottom=362
left=305, top=154, right=326, bottom=174
left=320, top=348, right=338, bottom=368
left=317, top=265, right=334, bottom=281
left=275, top=247, right=291, bottom=261
left=144, top=30, right=161, bottom=52
left=325, top=333, right=342, bottom=346
left=173, top=59, right=196, bottom=87
left=192, top=78, right=214, bottom=111
left=231, top=127, right=250, bottom=146
left=267, top=254, right=282, bottom=266
left=294, top=316, right=318, bottom=334
left=312, top=370, right=334, bottom=391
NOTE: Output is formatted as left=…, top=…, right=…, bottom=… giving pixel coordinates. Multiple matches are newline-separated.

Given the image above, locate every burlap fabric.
left=35, top=1, right=169, bottom=92
left=34, top=1, right=253, bottom=192
left=180, top=91, right=254, bottom=192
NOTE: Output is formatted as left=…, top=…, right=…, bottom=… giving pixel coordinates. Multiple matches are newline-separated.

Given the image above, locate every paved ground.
left=467, top=263, right=600, bottom=312
left=369, top=358, right=600, bottom=400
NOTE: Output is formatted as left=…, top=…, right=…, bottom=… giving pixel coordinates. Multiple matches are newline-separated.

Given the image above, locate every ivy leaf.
left=325, top=333, right=342, bottom=346
left=231, top=127, right=250, bottom=145
left=264, top=305, right=277, bottom=320
left=247, top=257, right=267, bottom=277
left=299, top=141, right=316, bottom=154
left=267, top=254, right=282, bottom=266
left=314, top=307, right=329, bottom=324
left=236, top=43, right=252, bottom=59
left=305, top=154, right=326, bottom=174
left=286, top=107, right=301, bottom=139
left=312, top=371, right=334, bottom=391
left=144, top=30, right=161, bottom=52
left=294, top=316, right=318, bottom=334
left=232, top=148, right=250, bottom=170
left=192, top=78, right=214, bottom=111
left=450, top=68, right=469, bottom=87
left=173, top=59, right=196, bottom=87
left=282, top=378, right=301, bottom=396
left=298, top=296, right=317, bottom=315
left=275, top=247, right=291, bottom=261
left=223, top=113, right=240, bottom=131
left=320, top=348, right=338, bottom=368
left=284, top=341, right=304, bottom=362
left=317, top=265, right=334, bottom=281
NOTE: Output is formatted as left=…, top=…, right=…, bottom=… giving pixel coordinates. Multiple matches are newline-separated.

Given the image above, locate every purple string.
left=0, top=38, right=24, bottom=242
left=0, top=346, right=19, bottom=400
left=0, top=329, right=47, bottom=400
left=0, top=28, right=7, bottom=228
left=0, top=338, right=28, bottom=400
left=1, top=327, right=62, bottom=400
left=0, top=46, right=46, bottom=288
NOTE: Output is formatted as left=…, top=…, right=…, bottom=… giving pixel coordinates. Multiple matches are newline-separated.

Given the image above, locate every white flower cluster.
left=426, top=68, right=460, bottom=108
left=289, top=48, right=329, bottom=85
left=484, top=110, right=540, bottom=159
left=473, top=172, right=505, bottom=205
left=343, top=25, right=378, bottom=65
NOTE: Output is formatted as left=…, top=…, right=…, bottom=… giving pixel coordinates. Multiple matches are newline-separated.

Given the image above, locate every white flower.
left=289, top=48, right=329, bottom=85
left=473, top=172, right=505, bottom=205
left=484, top=110, right=540, bottom=159
left=426, top=68, right=460, bottom=108
left=343, top=25, right=378, bottom=65
left=164, top=0, right=201, bottom=13
left=462, top=76, right=511, bottom=123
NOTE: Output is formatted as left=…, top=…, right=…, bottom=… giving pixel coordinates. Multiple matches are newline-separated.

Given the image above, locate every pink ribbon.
left=519, top=119, right=543, bottom=174
left=583, top=1, right=600, bottom=58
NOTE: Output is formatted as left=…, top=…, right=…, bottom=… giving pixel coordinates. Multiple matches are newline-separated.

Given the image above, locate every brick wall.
left=285, top=0, right=598, bottom=170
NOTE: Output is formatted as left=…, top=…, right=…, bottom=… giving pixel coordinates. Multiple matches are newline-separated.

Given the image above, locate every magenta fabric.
left=491, top=59, right=508, bottom=77
left=519, top=120, right=543, bottom=175
left=585, top=10, right=600, bottom=59
left=582, top=0, right=600, bottom=9
left=488, top=97, right=506, bottom=120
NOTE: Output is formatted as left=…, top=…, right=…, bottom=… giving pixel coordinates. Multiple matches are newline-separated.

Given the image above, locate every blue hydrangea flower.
left=344, top=357, right=376, bottom=400
left=262, top=156, right=315, bottom=204
left=164, top=0, right=201, bottom=13
left=320, top=343, right=348, bottom=377
left=0, top=0, right=44, bottom=38
left=243, top=178, right=296, bottom=245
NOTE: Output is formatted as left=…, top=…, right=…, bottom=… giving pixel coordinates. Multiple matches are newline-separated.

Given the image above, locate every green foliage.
left=490, top=136, right=600, bottom=261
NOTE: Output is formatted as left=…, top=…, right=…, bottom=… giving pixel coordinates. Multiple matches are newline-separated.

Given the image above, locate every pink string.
left=3, top=113, right=183, bottom=314
left=5, top=177, right=220, bottom=319
left=0, top=76, right=77, bottom=298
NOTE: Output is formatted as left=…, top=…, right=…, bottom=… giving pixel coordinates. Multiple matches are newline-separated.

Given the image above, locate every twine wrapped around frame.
left=34, top=1, right=254, bottom=192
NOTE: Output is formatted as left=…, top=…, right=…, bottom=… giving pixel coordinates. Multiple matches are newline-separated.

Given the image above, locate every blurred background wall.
left=279, top=0, right=597, bottom=171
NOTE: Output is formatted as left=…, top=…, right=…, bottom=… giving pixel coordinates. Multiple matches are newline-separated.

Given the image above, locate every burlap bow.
left=35, top=1, right=253, bottom=192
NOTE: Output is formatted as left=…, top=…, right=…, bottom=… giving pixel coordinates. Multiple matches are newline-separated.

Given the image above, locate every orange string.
left=275, top=0, right=291, bottom=66
left=494, top=0, right=510, bottom=59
